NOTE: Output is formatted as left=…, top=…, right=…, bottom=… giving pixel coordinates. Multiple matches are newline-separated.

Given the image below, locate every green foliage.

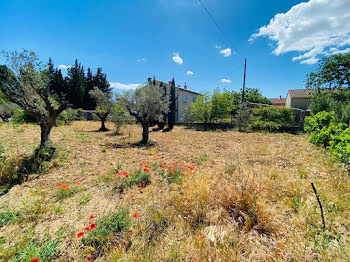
left=161, top=168, right=183, bottom=184
left=110, top=104, right=127, bottom=134
left=305, top=111, right=346, bottom=147
left=117, top=83, right=169, bottom=144
left=250, top=106, right=295, bottom=131
left=234, top=103, right=253, bottom=131
left=9, top=235, right=61, bottom=262
left=82, top=207, right=131, bottom=257
left=168, top=78, right=176, bottom=129
left=55, top=186, right=78, bottom=200
left=190, top=88, right=269, bottom=123
left=306, top=53, right=350, bottom=89
left=118, top=169, right=151, bottom=192
left=329, top=128, right=350, bottom=165
left=0, top=210, right=22, bottom=227
left=56, top=110, right=68, bottom=125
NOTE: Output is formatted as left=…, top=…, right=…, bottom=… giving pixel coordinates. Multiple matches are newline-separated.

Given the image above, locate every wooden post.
left=242, top=58, right=247, bottom=103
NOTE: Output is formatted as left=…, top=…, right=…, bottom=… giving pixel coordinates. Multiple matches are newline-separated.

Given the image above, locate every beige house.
left=285, top=89, right=315, bottom=110
left=147, top=77, right=201, bottom=122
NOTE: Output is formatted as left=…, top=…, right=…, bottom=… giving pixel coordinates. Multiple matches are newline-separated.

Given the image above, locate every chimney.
left=148, top=77, right=152, bottom=84
left=184, top=82, right=187, bottom=90
left=280, top=95, right=282, bottom=99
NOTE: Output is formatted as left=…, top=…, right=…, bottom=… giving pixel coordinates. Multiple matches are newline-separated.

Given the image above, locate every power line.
left=197, top=0, right=243, bottom=58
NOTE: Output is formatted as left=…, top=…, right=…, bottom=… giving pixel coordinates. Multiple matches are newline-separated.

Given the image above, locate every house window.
left=192, top=97, right=196, bottom=103
left=183, top=94, right=187, bottom=103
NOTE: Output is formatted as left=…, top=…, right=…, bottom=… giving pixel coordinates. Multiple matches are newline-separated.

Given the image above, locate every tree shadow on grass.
left=105, top=140, right=156, bottom=149
left=0, top=145, right=55, bottom=196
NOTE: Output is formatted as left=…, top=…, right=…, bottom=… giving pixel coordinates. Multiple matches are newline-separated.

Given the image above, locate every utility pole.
left=242, top=58, right=247, bottom=103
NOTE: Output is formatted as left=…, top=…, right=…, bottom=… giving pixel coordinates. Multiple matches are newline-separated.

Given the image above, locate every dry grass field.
left=0, top=121, right=349, bottom=261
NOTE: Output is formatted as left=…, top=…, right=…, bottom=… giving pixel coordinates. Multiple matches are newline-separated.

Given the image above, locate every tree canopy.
left=117, top=83, right=168, bottom=144
left=0, top=50, right=67, bottom=146
left=306, top=52, right=350, bottom=89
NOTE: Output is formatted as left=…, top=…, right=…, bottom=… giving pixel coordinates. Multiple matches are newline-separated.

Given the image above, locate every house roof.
left=152, top=79, right=202, bottom=96
left=287, top=89, right=315, bottom=98
left=269, top=98, right=286, bottom=104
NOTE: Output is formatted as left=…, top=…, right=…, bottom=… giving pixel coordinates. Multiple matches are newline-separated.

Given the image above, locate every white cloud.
left=137, top=58, right=147, bottom=63
left=186, top=71, right=194, bottom=75
left=249, top=0, right=350, bottom=64
left=219, top=48, right=232, bottom=57
left=220, top=78, right=231, bottom=83
left=215, top=45, right=222, bottom=49
left=109, top=82, right=142, bottom=90
left=58, top=64, right=71, bottom=70
left=172, top=52, right=183, bottom=64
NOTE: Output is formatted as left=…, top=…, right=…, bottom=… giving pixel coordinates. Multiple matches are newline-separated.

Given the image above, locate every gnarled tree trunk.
left=141, top=122, right=149, bottom=144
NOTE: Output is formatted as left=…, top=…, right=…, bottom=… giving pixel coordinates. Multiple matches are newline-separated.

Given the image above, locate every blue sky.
left=1, top=0, right=350, bottom=98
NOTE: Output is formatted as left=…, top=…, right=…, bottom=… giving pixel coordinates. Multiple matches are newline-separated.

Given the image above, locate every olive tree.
left=0, top=50, right=67, bottom=147
left=89, top=87, right=113, bottom=131
left=117, top=84, right=168, bottom=144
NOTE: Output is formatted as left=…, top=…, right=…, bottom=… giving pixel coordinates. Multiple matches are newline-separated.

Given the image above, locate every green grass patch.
left=0, top=210, right=22, bottom=227
left=81, top=207, right=131, bottom=258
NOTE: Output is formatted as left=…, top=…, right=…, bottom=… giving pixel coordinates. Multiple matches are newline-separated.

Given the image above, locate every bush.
left=56, top=110, right=68, bottom=125
left=117, top=169, right=151, bottom=192
left=82, top=207, right=131, bottom=258
left=305, top=111, right=347, bottom=147
left=234, top=103, right=253, bottom=131
left=250, top=106, right=295, bottom=131
left=329, top=128, right=350, bottom=165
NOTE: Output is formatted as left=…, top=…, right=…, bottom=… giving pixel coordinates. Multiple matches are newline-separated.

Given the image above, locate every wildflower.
left=246, top=201, right=251, bottom=205
left=130, top=194, right=134, bottom=198
left=133, top=212, right=138, bottom=218
left=144, top=168, right=150, bottom=172
left=76, top=182, right=80, bottom=185
left=65, top=187, right=70, bottom=191
left=86, top=256, right=92, bottom=261
left=125, top=174, right=129, bottom=178
left=134, top=171, right=137, bottom=174
left=89, top=215, right=95, bottom=220
left=161, top=166, right=165, bottom=168
left=181, top=173, right=184, bottom=176
left=140, top=163, right=143, bottom=166
left=171, top=171, right=175, bottom=175
left=163, top=162, right=167, bottom=165
left=30, top=258, right=39, bottom=262
left=84, top=227, right=90, bottom=231
left=90, top=223, right=97, bottom=230
left=77, top=232, right=84, bottom=238
left=57, top=183, right=62, bottom=186
left=299, top=163, right=304, bottom=166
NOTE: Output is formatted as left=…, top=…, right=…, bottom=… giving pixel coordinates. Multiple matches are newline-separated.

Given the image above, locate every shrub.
left=250, top=106, right=295, bottom=131
left=56, top=110, right=69, bottom=125
left=234, top=103, right=253, bottom=131
left=329, top=128, right=350, bottom=165
left=82, top=207, right=131, bottom=257
left=305, top=111, right=346, bottom=147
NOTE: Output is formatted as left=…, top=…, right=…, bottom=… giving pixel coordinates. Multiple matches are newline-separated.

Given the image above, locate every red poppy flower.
left=77, top=232, right=84, bottom=238
left=246, top=201, right=251, bottom=205
left=76, top=182, right=80, bottom=185
left=299, top=163, right=304, bottom=166
left=171, top=171, right=175, bottom=175
left=130, top=194, right=134, bottom=198
left=86, top=257, right=92, bottom=261
left=161, top=166, right=165, bottom=168
left=84, top=227, right=90, bottom=231
left=30, top=258, right=39, bottom=262
left=181, top=173, right=184, bottom=176
left=57, top=183, right=62, bottom=186
left=89, top=215, right=95, bottom=220
left=133, top=212, right=138, bottom=218
left=90, top=223, right=97, bottom=230
left=125, top=174, right=129, bottom=178
left=144, top=168, right=150, bottom=172
left=140, top=163, right=143, bottom=166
